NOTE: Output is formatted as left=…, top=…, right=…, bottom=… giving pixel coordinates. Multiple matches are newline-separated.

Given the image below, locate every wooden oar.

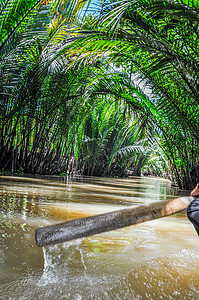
left=35, top=196, right=192, bottom=247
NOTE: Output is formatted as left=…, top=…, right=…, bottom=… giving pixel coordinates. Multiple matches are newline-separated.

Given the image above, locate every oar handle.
left=35, top=196, right=192, bottom=247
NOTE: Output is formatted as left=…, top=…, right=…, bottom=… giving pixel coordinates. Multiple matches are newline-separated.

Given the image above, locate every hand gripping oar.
left=35, top=196, right=192, bottom=247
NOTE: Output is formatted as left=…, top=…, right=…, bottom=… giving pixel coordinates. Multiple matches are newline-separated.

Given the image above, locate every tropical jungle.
left=0, top=0, right=199, bottom=190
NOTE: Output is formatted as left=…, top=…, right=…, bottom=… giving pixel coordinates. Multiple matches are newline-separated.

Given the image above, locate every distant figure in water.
left=187, top=184, right=199, bottom=235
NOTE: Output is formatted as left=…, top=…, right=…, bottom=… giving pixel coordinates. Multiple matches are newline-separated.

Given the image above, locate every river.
left=0, top=175, right=199, bottom=299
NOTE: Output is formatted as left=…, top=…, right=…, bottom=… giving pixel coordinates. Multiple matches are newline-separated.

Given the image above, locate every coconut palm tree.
left=1, top=0, right=198, bottom=188
left=57, top=0, right=199, bottom=188
left=0, top=0, right=93, bottom=173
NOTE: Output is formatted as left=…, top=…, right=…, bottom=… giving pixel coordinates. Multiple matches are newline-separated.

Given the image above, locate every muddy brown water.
left=0, top=175, right=199, bottom=299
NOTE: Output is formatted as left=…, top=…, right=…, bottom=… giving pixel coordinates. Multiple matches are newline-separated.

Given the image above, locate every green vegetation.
left=0, top=0, right=198, bottom=189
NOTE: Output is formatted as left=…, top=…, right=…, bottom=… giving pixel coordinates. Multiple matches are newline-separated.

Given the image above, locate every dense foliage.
left=0, top=0, right=198, bottom=189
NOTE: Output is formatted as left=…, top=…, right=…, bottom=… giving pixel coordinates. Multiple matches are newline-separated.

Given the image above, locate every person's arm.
left=190, top=183, right=199, bottom=197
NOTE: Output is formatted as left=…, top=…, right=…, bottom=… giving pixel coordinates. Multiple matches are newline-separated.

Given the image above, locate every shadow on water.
left=0, top=175, right=199, bottom=299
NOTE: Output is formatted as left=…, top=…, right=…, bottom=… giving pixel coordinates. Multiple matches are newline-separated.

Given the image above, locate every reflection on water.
left=0, top=175, right=199, bottom=299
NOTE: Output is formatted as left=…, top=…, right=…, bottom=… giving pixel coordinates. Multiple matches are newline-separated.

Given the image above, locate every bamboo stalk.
left=35, top=196, right=192, bottom=247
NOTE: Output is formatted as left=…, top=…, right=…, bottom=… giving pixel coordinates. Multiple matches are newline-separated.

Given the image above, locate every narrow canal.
left=0, top=175, right=198, bottom=299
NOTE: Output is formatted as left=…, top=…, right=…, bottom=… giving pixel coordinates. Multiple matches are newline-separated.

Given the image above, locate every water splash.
left=79, top=246, right=87, bottom=275
left=37, top=246, right=59, bottom=286
left=37, top=239, right=84, bottom=286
